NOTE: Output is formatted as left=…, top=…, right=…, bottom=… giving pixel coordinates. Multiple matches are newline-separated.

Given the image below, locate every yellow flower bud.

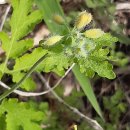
left=75, top=11, right=92, bottom=30
left=45, top=35, right=63, bottom=46
left=74, top=125, right=77, bottom=130
left=53, top=14, right=64, bottom=25
left=84, top=29, right=104, bottom=38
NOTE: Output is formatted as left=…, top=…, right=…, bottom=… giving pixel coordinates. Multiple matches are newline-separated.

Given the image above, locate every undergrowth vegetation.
left=0, top=0, right=129, bottom=130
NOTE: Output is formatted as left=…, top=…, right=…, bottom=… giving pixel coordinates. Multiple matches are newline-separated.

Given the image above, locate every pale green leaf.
left=10, top=0, right=42, bottom=40
left=88, top=60, right=116, bottom=79
left=0, top=98, right=43, bottom=130
left=38, top=51, right=70, bottom=75
left=13, top=47, right=70, bottom=76
left=94, top=33, right=118, bottom=48
left=13, top=47, right=48, bottom=72
left=0, top=32, right=33, bottom=58
left=10, top=39, right=33, bottom=58
left=0, top=0, right=42, bottom=75
left=12, top=72, right=36, bottom=91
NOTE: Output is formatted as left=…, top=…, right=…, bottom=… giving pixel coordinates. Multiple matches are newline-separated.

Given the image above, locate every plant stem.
left=0, top=5, right=10, bottom=31
left=0, top=53, right=48, bottom=101
left=37, top=73, right=104, bottom=130
left=0, top=63, right=75, bottom=97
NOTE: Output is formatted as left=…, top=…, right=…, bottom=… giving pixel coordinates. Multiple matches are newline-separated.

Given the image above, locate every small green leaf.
left=13, top=47, right=48, bottom=72
left=12, top=72, right=36, bottom=91
left=39, top=51, right=70, bottom=75
left=10, top=0, right=42, bottom=40
left=10, top=39, right=33, bottom=58
left=13, top=47, right=70, bottom=76
left=88, top=60, right=116, bottom=79
left=0, top=98, right=44, bottom=130
left=94, top=33, right=118, bottom=48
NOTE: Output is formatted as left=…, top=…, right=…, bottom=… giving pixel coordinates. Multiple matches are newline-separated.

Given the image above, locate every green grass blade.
left=35, top=0, right=103, bottom=118
left=35, top=0, right=69, bottom=34
left=73, top=64, right=103, bottom=118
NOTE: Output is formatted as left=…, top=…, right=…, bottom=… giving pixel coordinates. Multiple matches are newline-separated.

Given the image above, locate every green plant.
left=0, top=98, right=45, bottom=130
left=96, top=89, right=127, bottom=130
left=36, top=0, right=118, bottom=119
left=0, top=0, right=118, bottom=129
left=85, top=0, right=130, bottom=45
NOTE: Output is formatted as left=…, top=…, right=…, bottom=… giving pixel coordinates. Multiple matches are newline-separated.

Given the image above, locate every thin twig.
left=37, top=73, right=104, bottom=130
left=0, top=0, right=8, bottom=4
left=0, top=5, right=11, bottom=31
left=116, top=2, right=130, bottom=10
left=0, top=63, right=75, bottom=97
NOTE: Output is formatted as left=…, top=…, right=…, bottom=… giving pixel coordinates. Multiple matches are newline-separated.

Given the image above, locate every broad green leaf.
left=10, top=39, right=33, bottom=58
left=13, top=47, right=69, bottom=76
left=78, top=47, right=116, bottom=79
left=13, top=47, right=48, bottom=72
left=87, top=59, right=115, bottom=79
left=73, top=64, right=103, bottom=118
left=0, top=32, right=33, bottom=58
left=10, top=0, right=42, bottom=40
left=0, top=114, right=6, bottom=130
left=0, top=0, right=42, bottom=74
left=0, top=98, right=43, bottom=130
left=12, top=72, right=36, bottom=91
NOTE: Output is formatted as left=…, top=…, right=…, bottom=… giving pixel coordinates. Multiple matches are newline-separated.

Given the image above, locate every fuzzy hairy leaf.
left=36, top=0, right=117, bottom=119
left=77, top=34, right=118, bottom=79
left=94, top=33, right=118, bottom=48
left=0, top=99, right=43, bottom=130
left=79, top=57, right=115, bottom=79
